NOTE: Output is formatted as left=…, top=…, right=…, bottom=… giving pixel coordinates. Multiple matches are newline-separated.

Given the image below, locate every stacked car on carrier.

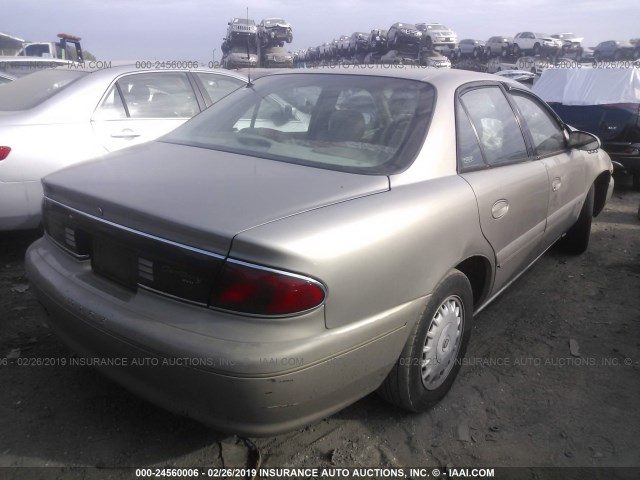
left=222, top=16, right=294, bottom=69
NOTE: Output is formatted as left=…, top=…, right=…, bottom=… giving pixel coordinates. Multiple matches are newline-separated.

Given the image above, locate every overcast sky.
left=3, top=0, right=639, bottom=60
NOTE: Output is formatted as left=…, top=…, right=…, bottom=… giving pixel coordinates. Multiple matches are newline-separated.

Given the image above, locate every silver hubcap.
left=421, top=295, right=464, bottom=390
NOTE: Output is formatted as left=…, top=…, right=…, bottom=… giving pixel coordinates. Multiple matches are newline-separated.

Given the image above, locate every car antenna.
left=246, top=6, right=253, bottom=87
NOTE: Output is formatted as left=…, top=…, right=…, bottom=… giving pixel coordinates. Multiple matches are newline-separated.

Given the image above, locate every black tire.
left=533, top=43, right=541, bottom=55
left=560, top=185, right=594, bottom=254
left=378, top=269, right=474, bottom=412
left=501, top=46, right=508, bottom=58
left=513, top=44, right=521, bottom=56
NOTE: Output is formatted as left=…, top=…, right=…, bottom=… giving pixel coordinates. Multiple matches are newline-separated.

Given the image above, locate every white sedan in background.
left=0, top=65, right=246, bottom=230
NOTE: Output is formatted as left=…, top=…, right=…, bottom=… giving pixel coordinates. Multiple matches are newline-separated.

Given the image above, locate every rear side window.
left=456, top=102, right=485, bottom=171
left=195, top=73, right=245, bottom=104
left=0, top=69, right=87, bottom=111
left=117, top=73, right=199, bottom=118
left=93, top=85, right=127, bottom=120
left=460, top=87, right=528, bottom=166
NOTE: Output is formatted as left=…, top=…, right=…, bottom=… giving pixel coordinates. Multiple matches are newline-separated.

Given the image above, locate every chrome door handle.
left=492, top=199, right=509, bottom=219
left=552, top=178, right=562, bottom=192
left=111, top=129, right=140, bottom=138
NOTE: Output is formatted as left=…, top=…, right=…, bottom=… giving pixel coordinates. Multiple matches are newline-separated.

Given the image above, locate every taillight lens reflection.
left=0, top=146, right=10, bottom=161
left=210, top=261, right=325, bottom=316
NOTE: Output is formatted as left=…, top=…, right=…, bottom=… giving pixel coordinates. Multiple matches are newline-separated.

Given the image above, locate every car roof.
left=248, top=65, right=521, bottom=89
left=0, top=64, right=247, bottom=122
left=59, top=63, right=247, bottom=82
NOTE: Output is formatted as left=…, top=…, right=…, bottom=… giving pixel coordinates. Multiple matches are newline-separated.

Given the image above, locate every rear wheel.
left=378, top=269, right=473, bottom=411
left=560, top=185, right=594, bottom=254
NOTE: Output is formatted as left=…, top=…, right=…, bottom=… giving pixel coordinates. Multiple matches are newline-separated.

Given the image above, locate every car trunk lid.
left=42, top=141, right=389, bottom=256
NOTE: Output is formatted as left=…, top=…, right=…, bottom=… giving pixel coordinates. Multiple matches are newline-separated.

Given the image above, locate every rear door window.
left=460, top=87, right=529, bottom=166
left=116, top=73, right=199, bottom=118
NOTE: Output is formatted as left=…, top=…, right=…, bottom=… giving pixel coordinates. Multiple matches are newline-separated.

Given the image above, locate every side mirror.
left=568, top=130, right=601, bottom=151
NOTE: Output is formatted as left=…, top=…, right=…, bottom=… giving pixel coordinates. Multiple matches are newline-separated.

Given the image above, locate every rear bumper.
left=0, top=180, right=42, bottom=231
left=25, top=237, right=414, bottom=436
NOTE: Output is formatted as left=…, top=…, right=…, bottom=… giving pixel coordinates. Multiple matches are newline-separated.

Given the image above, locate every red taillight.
left=0, top=146, right=10, bottom=161
left=210, top=260, right=325, bottom=316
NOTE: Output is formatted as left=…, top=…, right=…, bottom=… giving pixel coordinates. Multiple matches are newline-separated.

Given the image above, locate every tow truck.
left=0, top=33, right=84, bottom=77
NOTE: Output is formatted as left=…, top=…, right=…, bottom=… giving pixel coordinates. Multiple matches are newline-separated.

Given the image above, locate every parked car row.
left=298, top=23, right=639, bottom=67
left=453, top=32, right=597, bottom=61
left=295, top=22, right=458, bottom=64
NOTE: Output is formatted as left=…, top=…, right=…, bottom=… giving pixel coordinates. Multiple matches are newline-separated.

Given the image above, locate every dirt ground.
left=1, top=175, right=639, bottom=478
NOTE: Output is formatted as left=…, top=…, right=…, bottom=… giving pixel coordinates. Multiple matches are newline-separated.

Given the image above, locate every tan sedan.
left=26, top=67, right=613, bottom=435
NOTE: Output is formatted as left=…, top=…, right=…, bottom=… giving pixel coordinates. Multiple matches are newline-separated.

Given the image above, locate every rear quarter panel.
left=230, top=175, right=494, bottom=330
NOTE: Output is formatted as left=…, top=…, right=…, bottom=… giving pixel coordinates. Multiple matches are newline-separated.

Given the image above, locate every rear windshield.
left=163, top=73, right=436, bottom=175
left=0, top=69, right=87, bottom=111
